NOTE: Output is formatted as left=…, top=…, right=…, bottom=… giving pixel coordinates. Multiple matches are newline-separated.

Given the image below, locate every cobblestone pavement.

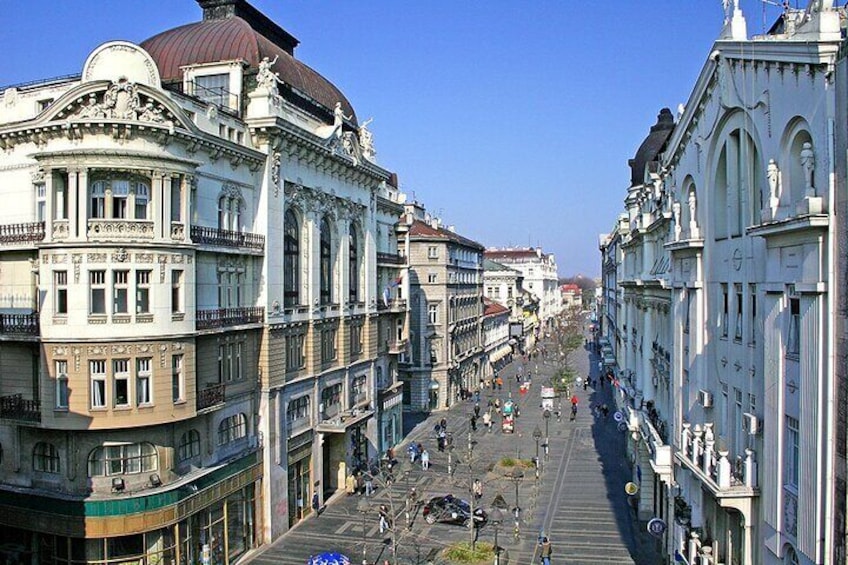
left=246, top=333, right=662, bottom=565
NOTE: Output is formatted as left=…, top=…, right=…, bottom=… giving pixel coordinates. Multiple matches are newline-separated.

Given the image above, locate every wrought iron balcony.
left=377, top=252, right=405, bottom=266
left=0, top=221, right=45, bottom=244
left=0, top=394, right=41, bottom=423
left=190, top=225, right=264, bottom=251
left=196, top=307, right=264, bottom=330
left=0, top=313, right=40, bottom=336
left=197, top=383, right=226, bottom=411
left=376, top=298, right=407, bottom=312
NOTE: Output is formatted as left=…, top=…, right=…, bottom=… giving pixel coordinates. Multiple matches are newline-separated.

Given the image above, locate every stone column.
left=44, top=169, right=54, bottom=240
left=77, top=168, right=88, bottom=241
left=152, top=171, right=164, bottom=239
left=162, top=173, right=173, bottom=240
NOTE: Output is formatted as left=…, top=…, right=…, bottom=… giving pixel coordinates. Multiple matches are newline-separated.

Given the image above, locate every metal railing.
left=197, top=383, right=226, bottom=411
left=0, top=394, right=41, bottom=423
left=0, top=313, right=40, bottom=335
left=190, top=225, right=264, bottom=250
left=196, top=307, right=264, bottom=330
left=377, top=298, right=407, bottom=312
left=0, top=222, right=45, bottom=244
left=377, top=252, right=405, bottom=266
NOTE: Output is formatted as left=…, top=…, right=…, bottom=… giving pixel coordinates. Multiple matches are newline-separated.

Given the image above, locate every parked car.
left=422, top=495, right=487, bottom=527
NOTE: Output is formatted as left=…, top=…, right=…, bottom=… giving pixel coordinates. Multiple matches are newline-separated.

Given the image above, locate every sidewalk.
left=246, top=335, right=662, bottom=565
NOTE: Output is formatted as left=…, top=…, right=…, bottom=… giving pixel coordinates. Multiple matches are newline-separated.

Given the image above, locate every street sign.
left=613, top=411, right=624, bottom=423
left=647, top=518, right=667, bottom=537
left=625, top=482, right=639, bottom=496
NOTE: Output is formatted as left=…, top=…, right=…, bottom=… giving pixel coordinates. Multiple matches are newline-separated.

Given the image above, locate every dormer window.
left=195, top=73, right=230, bottom=108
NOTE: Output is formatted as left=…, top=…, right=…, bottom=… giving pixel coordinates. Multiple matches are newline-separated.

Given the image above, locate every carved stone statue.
left=256, top=56, right=281, bottom=94
left=358, top=117, right=375, bottom=161
left=78, top=94, right=106, bottom=119
left=767, top=158, right=780, bottom=218
left=672, top=200, right=682, bottom=241
left=800, top=141, right=815, bottom=196
left=103, top=78, right=140, bottom=120
left=333, top=102, right=352, bottom=139
left=688, top=189, right=699, bottom=237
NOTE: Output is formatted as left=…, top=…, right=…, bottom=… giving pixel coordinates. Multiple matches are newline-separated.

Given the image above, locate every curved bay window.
left=90, top=176, right=151, bottom=219
left=284, top=209, right=299, bottom=307
left=320, top=217, right=332, bottom=304
left=218, top=413, right=247, bottom=446
left=349, top=223, right=359, bottom=303
left=88, top=442, right=158, bottom=476
left=178, top=429, right=201, bottom=462
left=33, top=442, right=60, bottom=473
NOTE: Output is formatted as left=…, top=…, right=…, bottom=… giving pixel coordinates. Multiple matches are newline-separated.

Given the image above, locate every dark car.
left=422, top=495, right=487, bottom=527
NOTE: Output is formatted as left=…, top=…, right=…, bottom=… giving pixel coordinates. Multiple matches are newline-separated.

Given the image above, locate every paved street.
left=247, top=335, right=661, bottom=565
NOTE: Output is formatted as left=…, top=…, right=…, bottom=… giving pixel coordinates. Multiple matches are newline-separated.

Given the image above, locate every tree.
left=550, top=304, right=585, bottom=393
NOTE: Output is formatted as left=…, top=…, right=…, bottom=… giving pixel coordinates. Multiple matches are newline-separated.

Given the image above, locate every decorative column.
left=691, top=424, right=703, bottom=466
left=716, top=451, right=731, bottom=489
left=77, top=168, right=88, bottom=241
left=67, top=168, right=79, bottom=239
left=703, top=423, right=715, bottom=478
left=43, top=169, right=53, bottom=240
left=162, top=172, right=173, bottom=240
left=681, top=422, right=692, bottom=457
left=744, top=448, right=757, bottom=488
left=151, top=171, right=164, bottom=239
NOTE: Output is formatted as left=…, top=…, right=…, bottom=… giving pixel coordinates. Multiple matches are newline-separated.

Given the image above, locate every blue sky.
left=0, top=0, right=787, bottom=276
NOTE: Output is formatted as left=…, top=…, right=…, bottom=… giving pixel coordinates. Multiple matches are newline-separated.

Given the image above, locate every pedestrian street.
left=247, top=335, right=661, bottom=564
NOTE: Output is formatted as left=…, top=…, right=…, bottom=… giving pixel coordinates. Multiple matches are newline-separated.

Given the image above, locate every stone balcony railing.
left=677, top=421, right=758, bottom=494
left=376, top=252, right=405, bottom=266
left=627, top=405, right=673, bottom=476
left=197, top=383, right=226, bottom=411
left=0, top=221, right=45, bottom=245
left=190, top=225, right=265, bottom=251
left=196, top=307, right=264, bottom=330
left=0, top=313, right=40, bottom=337
left=87, top=219, right=155, bottom=240
left=377, top=298, right=407, bottom=312
left=0, top=394, right=41, bottom=423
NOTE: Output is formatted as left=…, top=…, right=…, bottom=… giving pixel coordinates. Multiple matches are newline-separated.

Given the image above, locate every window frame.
left=55, top=270, right=68, bottom=315
left=55, top=359, right=69, bottom=410
left=90, top=270, right=107, bottom=315
left=283, top=209, right=300, bottom=307
left=90, top=359, right=107, bottom=409
left=137, top=357, right=152, bottom=406
left=33, top=442, right=60, bottom=474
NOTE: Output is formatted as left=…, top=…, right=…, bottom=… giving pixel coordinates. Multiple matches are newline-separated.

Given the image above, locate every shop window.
left=33, top=442, right=60, bottom=473
left=218, top=413, right=247, bottom=446
left=178, top=429, right=201, bottom=462
left=87, top=442, right=158, bottom=476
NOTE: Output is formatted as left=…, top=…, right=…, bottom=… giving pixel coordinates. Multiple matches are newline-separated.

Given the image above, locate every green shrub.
left=443, top=541, right=495, bottom=563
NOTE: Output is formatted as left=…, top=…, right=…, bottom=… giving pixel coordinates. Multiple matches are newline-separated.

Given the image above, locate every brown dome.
left=141, top=14, right=357, bottom=124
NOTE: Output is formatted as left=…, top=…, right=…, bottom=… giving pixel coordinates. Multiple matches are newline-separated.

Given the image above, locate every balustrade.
left=678, top=419, right=758, bottom=490
left=0, top=221, right=45, bottom=244
left=0, top=313, right=40, bottom=336
left=197, top=383, right=226, bottom=410
left=190, top=225, right=264, bottom=250
left=196, top=307, right=264, bottom=330
left=0, top=394, right=41, bottom=423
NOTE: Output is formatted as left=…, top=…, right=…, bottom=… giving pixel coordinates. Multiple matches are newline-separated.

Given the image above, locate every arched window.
left=178, top=430, right=201, bottom=462
left=284, top=209, right=300, bottom=307
left=87, top=443, right=158, bottom=476
left=320, top=217, right=332, bottom=305
left=349, top=223, right=359, bottom=303
left=714, top=128, right=763, bottom=238
left=783, top=546, right=799, bottom=565
left=33, top=442, right=60, bottom=473
left=218, top=413, right=247, bottom=446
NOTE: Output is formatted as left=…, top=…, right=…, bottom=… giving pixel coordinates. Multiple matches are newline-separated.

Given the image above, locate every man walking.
left=539, top=536, right=552, bottom=565
left=421, top=448, right=430, bottom=470
left=379, top=504, right=391, bottom=534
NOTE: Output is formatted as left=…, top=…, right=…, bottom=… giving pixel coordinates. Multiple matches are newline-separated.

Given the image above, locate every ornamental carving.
left=88, top=220, right=155, bottom=240
left=271, top=151, right=282, bottom=197
left=135, top=252, right=154, bottom=263
left=65, top=81, right=176, bottom=126
left=87, top=253, right=107, bottom=263
left=52, top=254, right=67, bottom=264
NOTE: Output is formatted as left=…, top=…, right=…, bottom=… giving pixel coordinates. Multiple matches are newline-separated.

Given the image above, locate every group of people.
left=407, top=442, right=430, bottom=470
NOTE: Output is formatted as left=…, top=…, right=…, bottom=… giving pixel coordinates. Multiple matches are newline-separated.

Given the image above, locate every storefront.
left=287, top=430, right=313, bottom=527
left=378, top=384, right=403, bottom=454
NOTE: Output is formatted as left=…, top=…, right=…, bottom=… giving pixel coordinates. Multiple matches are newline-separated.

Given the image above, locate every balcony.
left=0, top=313, right=40, bottom=338
left=377, top=252, right=405, bottom=266
left=386, top=339, right=408, bottom=355
left=0, top=394, right=41, bottom=423
left=197, top=383, right=226, bottom=411
left=628, top=404, right=672, bottom=478
left=196, top=307, right=264, bottom=330
left=0, top=221, right=44, bottom=245
left=190, top=225, right=264, bottom=252
left=676, top=421, right=758, bottom=500
left=377, top=298, right=407, bottom=313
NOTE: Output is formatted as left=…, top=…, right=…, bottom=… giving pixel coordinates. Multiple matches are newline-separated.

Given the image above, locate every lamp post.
left=509, top=468, right=524, bottom=540
left=532, top=425, right=542, bottom=479
left=447, top=436, right=455, bottom=477
left=490, top=507, right=503, bottom=565
left=543, top=409, right=551, bottom=460
left=356, top=498, right=369, bottom=565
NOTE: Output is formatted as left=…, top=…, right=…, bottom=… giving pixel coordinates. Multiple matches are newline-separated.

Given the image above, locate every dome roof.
left=628, top=108, right=674, bottom=186
left=141, top=7, right=356, bottom=124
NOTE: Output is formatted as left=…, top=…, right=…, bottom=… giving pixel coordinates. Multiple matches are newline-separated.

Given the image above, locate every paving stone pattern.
left=246, top=334, right=662, bottom=565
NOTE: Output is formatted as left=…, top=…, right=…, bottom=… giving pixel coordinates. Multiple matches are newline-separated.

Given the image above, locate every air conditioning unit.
left=742, top=413, right=759, bottom=435
left=698, top=389, right=713, bottom=408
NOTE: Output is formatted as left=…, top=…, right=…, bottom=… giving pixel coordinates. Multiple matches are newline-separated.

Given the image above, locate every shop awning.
left=489, top=345, right=512, bottom=363
left=316, top=409, right=374, bottom=433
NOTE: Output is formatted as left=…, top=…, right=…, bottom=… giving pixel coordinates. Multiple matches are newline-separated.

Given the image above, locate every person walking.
left=474, top=403, right=481, bottom=418
left=472, top=478, right=483, bottom=502
left=470, top=414, right=478, bottom=432
left=379, top=504, right=391, bottom=534
left=539, top=536, right=553, bottom=565
left=408, top=443, right=418, bottom=464
left=421, top=448, right=430, bottom=470
left=365, top=473, right=374, bottom=497
left=311, top=490, right=321, bottom=517
left=483, top=411, right=492, bottom=432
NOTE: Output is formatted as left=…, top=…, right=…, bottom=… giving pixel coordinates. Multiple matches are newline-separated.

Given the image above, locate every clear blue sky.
left=1, top=0, right=788, bottom=277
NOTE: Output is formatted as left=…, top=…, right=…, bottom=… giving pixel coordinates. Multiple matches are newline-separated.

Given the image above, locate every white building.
left=484, top=247, right=560, bottom=326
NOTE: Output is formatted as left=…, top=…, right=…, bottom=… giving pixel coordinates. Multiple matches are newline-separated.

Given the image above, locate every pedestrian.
left=345, top=473, right=356, bottom=496
left=601, top=403, right=609, bottom=418
left=570, top=403, right=577, bottom=421
left=365, top=473, right=374, bottom=497
left=470, top=414, right=478, bottom=432
left=440, top=417, right=447, bottom=431
left=311, top=490, right=320, bottom=517
left=483, top=411, right=492, bottom=432
left=474, top=403, right=481, bottom=418
left=583, top=377, right=588, bottom=391
left=408, top=443, right=418, bottom=463
left=472, top=478, right=483, bottom=501
left=539, top=536, right=553, bottom=565
left=421, top=448, right=430, bottom=470
left=515, top=374, right=521, bottom=384
left=475, top=389, right=481, bottom=403
left=379, top=504, right=390, bottom=534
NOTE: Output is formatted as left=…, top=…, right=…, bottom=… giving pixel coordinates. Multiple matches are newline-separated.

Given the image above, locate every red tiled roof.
left=141, top=16, right=357, bottom=123
left=561, top=284, right=581, bottom=292
left=408, top=220, right=484, bottom=250
left=483, top=297, right=509, bottom=317
left=484, top=248, right=540, bottom=260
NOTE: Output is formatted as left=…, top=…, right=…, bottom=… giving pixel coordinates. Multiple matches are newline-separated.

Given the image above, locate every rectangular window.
left=428, top=303, right=438, bottom=324
left=90, top=270, right=106, bottom=315
left=194, top=73, right=230, bottom=109
left=351, top=375, right=367, bottom=405
left=36, top=183, right=46, bottom=222
left=135, top=183, right=150, bottom=220
left=734, top=284, right=743, bottom=342
left=321, top=383, right=342, bottom=410
left=55, top=360, right=69, bottom=409
left=136, top=270, right=151, bottom=314
left=235, top=342, right=243, bottom=380
left=749, top=285, right=757, bottom=345
left=137, top=358, right=152, bottom=405
left=321, top=328, right=337, bottom=363
left=287, top=396, right=310, bottom=424
left=172, top=355, right=184, bottom=403
left=350, top=324, right=362, bottom=356
left=787, top=298, right=800, bottom=357
left=90, top=360, right=107, bottom=409
left=112, top=180, right=129, bottom=219
left=218, top=345, right=230, bottom=382
left=785, top=416, right=800, bottom=489
left=683, top=289, right=691, bottom=334
left=113, top=270, right=129, bottom=314
left=427, top=246, right=438, bottom=259
left=170, top=179, right=182, bottom=222
left=507, top=287, right=513, bottom=299
left=720, top=284, right=728, bottom=338
left=171, top=270, right=183, bottom=313
left=55, top=271, right=68, bottom=315
left=113, top=359, right=130, bottom=407
left=286, top=334, right=305, bottom=371
left=428, top=273, right=438, bottom=284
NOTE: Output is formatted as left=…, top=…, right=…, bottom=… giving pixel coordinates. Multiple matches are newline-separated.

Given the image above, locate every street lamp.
left=447, top=436, right=455, bottom=476
left=509, top=468, right=524, bottom=517
left=543, top=409, right=551, bottom=460
left=356, top=498, right=370, bottom=565
left=490, top=507, right=503, bottom=565
left=532, top=425, right=542, bottom=479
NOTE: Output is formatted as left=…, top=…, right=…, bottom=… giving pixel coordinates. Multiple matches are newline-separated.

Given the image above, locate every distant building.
left=483, top=258, right=537, bottom=353
left=482, top=298, right=512, bottom=378
left=560, top=284, right=583, bottom=309
left=484, top=247, right=560, bottom=325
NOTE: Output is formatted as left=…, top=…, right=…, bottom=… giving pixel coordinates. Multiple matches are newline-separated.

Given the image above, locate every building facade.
left=0, top=0, right=405, bottom=561
left=484, top=247, right=560, bottom=325
left=483, top=258, right=535, bottom=355
left=600, top=4, right=848, bottom=564
left=400, top=204, right=485, bottom=411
